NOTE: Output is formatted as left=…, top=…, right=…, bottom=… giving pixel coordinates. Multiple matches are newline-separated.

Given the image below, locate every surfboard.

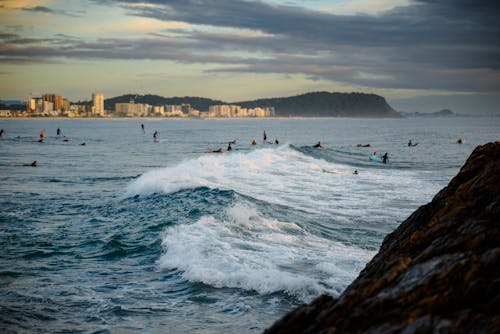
left=370, top=156, right=382, bottom=162
left=322, top=168, right=339, bottom=174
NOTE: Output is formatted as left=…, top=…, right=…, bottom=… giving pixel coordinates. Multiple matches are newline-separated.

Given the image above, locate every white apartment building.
left=92, top=93, right=105, bottom=116
left=115, top=103, right=150, bottom=117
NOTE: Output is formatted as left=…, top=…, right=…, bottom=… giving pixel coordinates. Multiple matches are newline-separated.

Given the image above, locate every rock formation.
left=265, top=142, right=500, bottom=334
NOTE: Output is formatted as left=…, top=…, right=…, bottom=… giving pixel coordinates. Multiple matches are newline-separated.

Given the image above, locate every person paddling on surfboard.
left=38, top=129, right=45, bottom=142
left=313, top=141, right=322, bottom=148
left=408, top=139, right=418, bottom=147
left=13, top=161, right=37, bottom=167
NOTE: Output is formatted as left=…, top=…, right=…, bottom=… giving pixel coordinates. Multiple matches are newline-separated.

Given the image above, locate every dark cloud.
left=22, top=5, right=83, bottom=17
left=5, top=0, right=500, bottom=92
left=22, top=6, right=55, bottom=14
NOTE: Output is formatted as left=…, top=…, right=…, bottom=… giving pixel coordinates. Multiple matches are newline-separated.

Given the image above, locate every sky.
left=0, top=0, right=499, bottom=113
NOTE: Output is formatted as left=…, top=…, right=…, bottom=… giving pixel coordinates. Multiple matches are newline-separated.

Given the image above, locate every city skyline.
left=1, top=0, right=499, bottom=114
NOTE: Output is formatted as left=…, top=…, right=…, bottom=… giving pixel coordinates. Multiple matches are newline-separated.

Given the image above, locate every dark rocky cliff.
left=265, top=142, right=500, bottom=334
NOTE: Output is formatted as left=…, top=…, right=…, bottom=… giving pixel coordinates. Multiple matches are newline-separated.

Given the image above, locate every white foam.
left=125, top=145, right=439, bottom=221
left=159, top=202, right=374, bottom=301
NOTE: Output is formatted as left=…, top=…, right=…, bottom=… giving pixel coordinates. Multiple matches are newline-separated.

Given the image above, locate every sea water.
left=1, top=117, right=499, bottom=333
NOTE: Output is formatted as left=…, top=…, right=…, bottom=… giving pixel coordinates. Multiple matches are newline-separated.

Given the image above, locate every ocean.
left=1, top=117, right=499, bottom=333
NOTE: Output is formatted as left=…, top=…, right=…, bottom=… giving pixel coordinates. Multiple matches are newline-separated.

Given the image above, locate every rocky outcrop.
left=265, top=142, right=500, bottom=334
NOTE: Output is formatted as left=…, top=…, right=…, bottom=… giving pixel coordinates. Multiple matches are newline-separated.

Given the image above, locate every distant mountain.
left=104, top=94, right=224, bottom=112
left=235, top=92, right=400, bottom=117
left=105, top=91, right=400, bottom=117
left=0, top=100, right=23, bottom=106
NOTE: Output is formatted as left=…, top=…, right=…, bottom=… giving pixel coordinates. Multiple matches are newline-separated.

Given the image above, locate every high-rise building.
left=42, top=94, right=63, bottom=111
left=92, top=93, right=104, bottom=116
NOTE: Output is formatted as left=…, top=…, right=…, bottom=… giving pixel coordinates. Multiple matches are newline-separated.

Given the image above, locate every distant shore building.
left=115, top=102, right=150, bottom=117
left=208, top=105, right=274, bottom=118
left=42, top=94, right=64, bottom=112
left=92, top=93, right=105, bottom=117
left=165, top=105, right=185, bottom=117
left=17, top=92, right=273, bottom=118
left=153, top=105, right=164, bottom=116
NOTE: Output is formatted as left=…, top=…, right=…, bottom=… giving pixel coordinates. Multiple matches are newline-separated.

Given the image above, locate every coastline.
left=0, top=116, right=326, bottom=121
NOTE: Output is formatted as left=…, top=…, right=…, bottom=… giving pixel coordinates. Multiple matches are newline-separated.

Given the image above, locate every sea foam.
left=158, top=201, right=374, bottom=301
left=125, top=145, right=434, bottom=220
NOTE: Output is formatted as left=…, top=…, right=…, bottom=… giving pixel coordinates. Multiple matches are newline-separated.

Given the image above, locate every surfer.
left=14, top=160, right=37, bottom=167
left=57, top=128, right=61, bottom=136
left=457, top=138, right=464, bottom=144
left=80, top=142, right=86, bottom=146
left=230, top=139, right=237, bottom=144
left=382, top=152, right=389, bottom=164
left=313, top=141, right=322, bottom=148
left=356, top=144, right=371, bottom=147
left=227, top=143, right=233, bottom=151
left=251, top=139, right=257, bottom=145
left=353, top=169, right=359, bottom=175
left=0, top=128, right=4, bottom=137
left=408, top=140, right=418, bottom=147
left=263, top=130, right=267, bottom=143
left=141, top=123, right=145, bottom=133
left=208, top=148, right=223, bottom=153
left=153, top=130, right=159, bottom=142
left=275, top=138, right=279, bottom=144
left=38, top=129, right=45, bottom=142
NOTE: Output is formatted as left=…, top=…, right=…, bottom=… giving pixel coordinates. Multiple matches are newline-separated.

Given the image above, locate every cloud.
left=22, top=6, right=54, bottom=13
left=0, top=0, right=52, bottom=11
left=3, top=0, right=499, bottom=93
left=20, top=4, right=83, bottom=17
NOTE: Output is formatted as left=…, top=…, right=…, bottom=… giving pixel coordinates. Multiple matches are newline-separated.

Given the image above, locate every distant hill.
left=104, top=94, right=224, bottom=112
left=104, top=91, right=400, bottom=117
left=0, top=99, right=23, bottom=106
left=235, top=91, right=399, bottom=117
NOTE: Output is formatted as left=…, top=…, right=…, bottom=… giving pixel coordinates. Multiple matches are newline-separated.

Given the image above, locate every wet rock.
left=265, top=142, right=500, bottom=334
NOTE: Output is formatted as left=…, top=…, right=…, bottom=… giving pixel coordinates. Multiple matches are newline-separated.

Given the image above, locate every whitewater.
left=1, top=117, right=498, bottom=333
